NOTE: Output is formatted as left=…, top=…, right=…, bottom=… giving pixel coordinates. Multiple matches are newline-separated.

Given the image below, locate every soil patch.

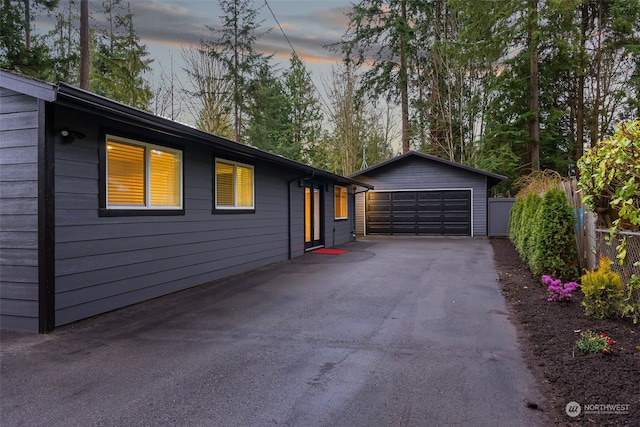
left=490, top=238, right=640, bottom=426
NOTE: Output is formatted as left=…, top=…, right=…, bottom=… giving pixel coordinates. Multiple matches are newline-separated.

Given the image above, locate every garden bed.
left=491, top=238, right=640, bottom=426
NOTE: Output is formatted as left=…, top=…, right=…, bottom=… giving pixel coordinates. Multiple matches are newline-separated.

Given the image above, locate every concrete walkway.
left=1, top=237, right=546, bottom=426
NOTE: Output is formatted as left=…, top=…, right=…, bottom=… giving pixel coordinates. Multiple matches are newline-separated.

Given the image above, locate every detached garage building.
left=350, top=151, right=506, bottom=237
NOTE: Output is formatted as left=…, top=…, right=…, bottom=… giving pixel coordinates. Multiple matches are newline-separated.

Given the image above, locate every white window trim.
left=334, top=185, right=348, bottom=220
left=106, top=135, right=183, bottom=210
left=214, top=158, right=255, bottom=210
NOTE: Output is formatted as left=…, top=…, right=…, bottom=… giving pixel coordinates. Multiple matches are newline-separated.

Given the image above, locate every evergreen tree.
left=457, top=0, right=639, bottom=187
left=244, top=63, right=295, bottom=159
left=282, top=54, right=323, bottom=163
left=1, top=0, right=59, bottom=79
left=339, top=0, right=414, bottom=153
left=48, top=0, right=80, bottom=84
left=89, top=0, right=153, bottom=110
left=205, top=0, right=269, bottom=142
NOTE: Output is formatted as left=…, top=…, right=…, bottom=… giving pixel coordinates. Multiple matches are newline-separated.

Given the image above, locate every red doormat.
left=313, top=248, right=348, bottom=255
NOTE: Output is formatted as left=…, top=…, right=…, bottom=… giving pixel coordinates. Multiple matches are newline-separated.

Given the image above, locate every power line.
left=263, top=0, right=333, bottom=114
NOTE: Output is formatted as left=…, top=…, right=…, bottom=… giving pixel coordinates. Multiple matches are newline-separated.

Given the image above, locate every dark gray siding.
left=52, top=107, right=313, bottom=326
left=289, top=184, right=305, bottom=258
left=353, top=156, right=489, bottom=236
left=324, top=185, right=354, bottom=247
left=0, top=88, right=40, bottom=332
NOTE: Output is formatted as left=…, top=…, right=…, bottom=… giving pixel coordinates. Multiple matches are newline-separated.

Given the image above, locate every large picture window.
left=215, top=159, right=254, bottom=210
left=334, top=186, right=348, bottom=220
left=106, top=136, right=182, bottom=210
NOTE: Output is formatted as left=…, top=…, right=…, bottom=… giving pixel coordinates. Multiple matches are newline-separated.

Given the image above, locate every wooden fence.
left=559, top=180, right=597, bottom=271
left=560, top=179, right=639, bottom=284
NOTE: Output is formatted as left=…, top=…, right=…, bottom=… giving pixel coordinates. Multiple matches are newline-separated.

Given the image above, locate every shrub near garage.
left=517, top=193, right=543, bottom=263
left=508, top=196, right=524, bottom=245
left=530, top=189, right=579, bottom=282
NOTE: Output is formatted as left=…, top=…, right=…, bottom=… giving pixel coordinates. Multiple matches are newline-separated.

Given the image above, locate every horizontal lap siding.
left=53, top=110, right=295, bottom=326
left=289, top=185, right=305, bottom=258
left=324, top=185, right=354, bottom=247
left=354, top=157, right=488, bottom=236
left=0, top=89, right=40, bottom=332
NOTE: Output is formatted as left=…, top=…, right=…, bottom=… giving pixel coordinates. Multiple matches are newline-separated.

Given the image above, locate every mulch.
left=490, top=238, right=640, bottom=426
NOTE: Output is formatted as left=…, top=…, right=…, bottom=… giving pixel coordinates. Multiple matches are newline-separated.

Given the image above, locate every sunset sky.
left=129, top=0, right=353, bottom=65
left=36, top=0, right=355, bottom=124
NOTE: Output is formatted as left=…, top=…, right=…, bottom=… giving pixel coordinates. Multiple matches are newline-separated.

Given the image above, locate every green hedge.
left=508, top=188, right=579, bottom=282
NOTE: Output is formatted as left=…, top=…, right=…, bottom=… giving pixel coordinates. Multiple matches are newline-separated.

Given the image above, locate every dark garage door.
left=366, top=190, right=471, bottom=235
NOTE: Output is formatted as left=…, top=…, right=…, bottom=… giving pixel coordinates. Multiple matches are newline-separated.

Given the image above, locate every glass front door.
left=304, top=185, right=323, bottom=249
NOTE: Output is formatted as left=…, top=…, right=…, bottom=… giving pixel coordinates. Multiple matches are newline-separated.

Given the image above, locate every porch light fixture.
left=60, top=127, right=86, bottom=144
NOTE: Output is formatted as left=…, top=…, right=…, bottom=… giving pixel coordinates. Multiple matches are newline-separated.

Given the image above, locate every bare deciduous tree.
left=182, top=45, right=233, bottom=138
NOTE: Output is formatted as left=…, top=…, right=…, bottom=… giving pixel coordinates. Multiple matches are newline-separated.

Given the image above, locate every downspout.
left=287, top=172, right=315, bottom=260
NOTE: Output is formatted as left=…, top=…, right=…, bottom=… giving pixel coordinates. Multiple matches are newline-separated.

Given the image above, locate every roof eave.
left=0, top=69, right=57, bottom=101
left=54, top=83, right=372, bottom=189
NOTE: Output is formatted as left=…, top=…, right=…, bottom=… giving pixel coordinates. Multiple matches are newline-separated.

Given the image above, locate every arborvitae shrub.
left=581, top=257, right=624, bottom=319
left=530, top=188, right=579, bottom=281
left=508, top=197, right=525, bottom=245
left=517, top=193, right=543, bottom=262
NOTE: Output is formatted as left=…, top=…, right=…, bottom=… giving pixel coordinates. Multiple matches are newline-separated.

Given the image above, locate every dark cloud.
left=128, top=1, right=351, bottom=54
left=258, top=5, right=351, bottom=64
left=129, top=1, right=211, bottom=46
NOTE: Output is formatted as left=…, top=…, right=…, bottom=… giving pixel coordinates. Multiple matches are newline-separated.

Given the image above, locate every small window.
left=334, top=186, right=348, bottom=220
left=106, top=136, right=182, bottom=210
left=215, top=159, right=254, bottom=210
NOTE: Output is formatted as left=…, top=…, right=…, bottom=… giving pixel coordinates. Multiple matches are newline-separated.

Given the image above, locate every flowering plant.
left=542, top=275, right=579, bottom=302
left=576, top=330, right=616, bottom=354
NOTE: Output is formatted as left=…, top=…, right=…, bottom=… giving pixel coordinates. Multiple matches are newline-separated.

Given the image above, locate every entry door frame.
left=304, top=183, right=324, bottom=250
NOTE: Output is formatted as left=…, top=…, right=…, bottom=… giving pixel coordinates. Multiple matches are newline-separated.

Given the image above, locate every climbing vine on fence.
left=578, top=120, right=640, bottom=266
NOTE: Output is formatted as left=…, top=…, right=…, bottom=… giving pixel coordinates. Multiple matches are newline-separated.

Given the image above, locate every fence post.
left=585, top=212, right=597, bottom=270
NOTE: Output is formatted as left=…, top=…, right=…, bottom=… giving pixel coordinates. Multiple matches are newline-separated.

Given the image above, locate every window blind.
left=335, top=186, right=348, bottom=219
left=106, top=137, right=183, bottom=210
left=107, top=141, right=145, bottom=206
left=215, top=160, right=254, bottom=209
left=150, top=149, right=181, bottom=207
left=216, top=161, right=235, bottom=206
left=236, top=165, right=254, bottom=207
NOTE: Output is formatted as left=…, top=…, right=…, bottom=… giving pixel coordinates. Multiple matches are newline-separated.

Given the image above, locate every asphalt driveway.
left=1, top=237, right=546, bottom=426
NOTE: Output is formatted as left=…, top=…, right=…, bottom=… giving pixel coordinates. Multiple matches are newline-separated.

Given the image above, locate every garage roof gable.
left=349, top=151, right=506, bottom=189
